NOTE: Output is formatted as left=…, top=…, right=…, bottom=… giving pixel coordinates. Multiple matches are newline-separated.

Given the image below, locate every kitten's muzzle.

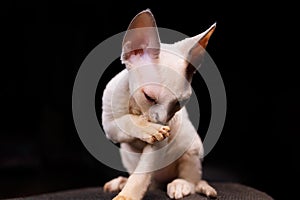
left=148, top=104, right=168, bottom=124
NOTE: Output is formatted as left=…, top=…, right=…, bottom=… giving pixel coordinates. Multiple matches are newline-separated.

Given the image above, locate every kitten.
left=102, top=9, right=217, bottom=200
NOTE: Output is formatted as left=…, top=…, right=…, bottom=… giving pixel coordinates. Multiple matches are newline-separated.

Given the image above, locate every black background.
left=0, top=1, right=298, bottom=199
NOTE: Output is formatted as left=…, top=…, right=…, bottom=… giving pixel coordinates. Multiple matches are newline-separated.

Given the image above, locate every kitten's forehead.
left=157, top=45, right=191, bottom=98
left=127, top=42, right=192, bottom=100
left=159, top=43, right=188, bottom=70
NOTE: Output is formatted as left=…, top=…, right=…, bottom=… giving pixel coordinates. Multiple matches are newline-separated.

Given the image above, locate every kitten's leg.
left=105, top=114, right=170, bottom=144
left=103, top=176, right=127, bottom=192
left=167, top=150, right=198, bottom=199
left=195, top=180, right=217, bottom=197
left=167, top=111, right=217, bottom=199
left=113, top=145, right=157, bottom=200
left=104, top=115, right=170, bottom=200
left=113, top=173, right=151, bottom=200
left=167, top=150, right=217, bottom=199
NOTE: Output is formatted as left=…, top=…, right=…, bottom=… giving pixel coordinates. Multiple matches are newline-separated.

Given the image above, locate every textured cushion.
left=9, top=183, right=273, bottom=200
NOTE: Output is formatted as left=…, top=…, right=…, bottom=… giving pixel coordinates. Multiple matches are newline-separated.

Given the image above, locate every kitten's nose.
left=149, top=104, right=167, bottom=124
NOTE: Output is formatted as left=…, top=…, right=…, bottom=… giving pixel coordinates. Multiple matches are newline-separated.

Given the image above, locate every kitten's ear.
left=121, top=9, right=160, bottom=64
left=192, top=22, right=216, bottom=50
left=185, top=23, right=216, bottom=80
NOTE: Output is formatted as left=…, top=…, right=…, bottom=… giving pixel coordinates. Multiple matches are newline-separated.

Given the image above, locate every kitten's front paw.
left=142, top=125, right=170, bottom=144
left=167, top=178, right=195, bottom=199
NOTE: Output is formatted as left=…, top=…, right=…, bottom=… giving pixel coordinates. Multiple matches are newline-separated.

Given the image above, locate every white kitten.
left=102, top=9, right=217, bottom=200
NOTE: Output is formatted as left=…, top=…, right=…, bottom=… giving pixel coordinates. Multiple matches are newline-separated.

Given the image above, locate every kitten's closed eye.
left=144, top=92, right=156, bottom=103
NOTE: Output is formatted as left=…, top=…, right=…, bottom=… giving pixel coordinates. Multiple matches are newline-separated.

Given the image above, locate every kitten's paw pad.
left=195, top=180, right=217, bottom=198
left=154, top=126, right=170, bottom=141
left=103, top=176, right=127, bottom=192
left=143, top=125, right=170, bottom=144
left=167, top=179, right=195, bottom=199
left=112, top=195, right=132, bottom=200
left=160, top=126, right=170, bottom=137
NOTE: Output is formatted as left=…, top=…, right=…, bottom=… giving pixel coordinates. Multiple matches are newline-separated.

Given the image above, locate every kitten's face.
left=128, top=50, right=192, bottom=124
left=122, top=10, right=215, bottom=124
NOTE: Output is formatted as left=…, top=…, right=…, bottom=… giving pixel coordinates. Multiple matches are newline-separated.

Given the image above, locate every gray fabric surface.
left=8, top=183, right=273, bottom=200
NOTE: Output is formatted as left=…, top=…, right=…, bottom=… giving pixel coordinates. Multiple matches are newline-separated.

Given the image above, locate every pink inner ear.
left=133, top=49, right=144, bottom=56
left=122, top=46, right=160, bottom=62
left=122, top=48, right=146, bottom=62
left=122, top=10, right=161, bottom=62
left=198, top=24, right=216, bottom=49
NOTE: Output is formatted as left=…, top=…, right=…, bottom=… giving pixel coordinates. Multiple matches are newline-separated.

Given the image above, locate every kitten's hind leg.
left=104, top=176, right=128, bottom=192
left=195, top=180, right=217, bottom=198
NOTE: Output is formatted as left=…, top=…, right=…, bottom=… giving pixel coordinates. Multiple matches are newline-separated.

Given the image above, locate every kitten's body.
left=102, top=10, right=217, bottom=200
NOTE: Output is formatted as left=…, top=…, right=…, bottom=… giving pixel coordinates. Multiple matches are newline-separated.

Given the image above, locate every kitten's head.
left=122, top=9, right=216, bottom=124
